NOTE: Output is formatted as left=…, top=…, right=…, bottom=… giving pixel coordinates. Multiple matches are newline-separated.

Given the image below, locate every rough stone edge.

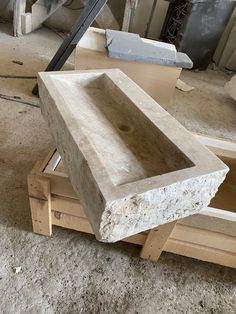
left=98, top=170, right=228, bottom=242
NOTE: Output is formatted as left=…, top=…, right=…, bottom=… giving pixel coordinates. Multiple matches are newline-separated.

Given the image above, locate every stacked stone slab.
left=105, top=29, right=193, bottom=68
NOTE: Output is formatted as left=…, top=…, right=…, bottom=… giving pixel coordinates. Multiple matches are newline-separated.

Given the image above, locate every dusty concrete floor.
left=166, top=69, right=236, bottom=141
left=0, top=23, right=236, bottom=314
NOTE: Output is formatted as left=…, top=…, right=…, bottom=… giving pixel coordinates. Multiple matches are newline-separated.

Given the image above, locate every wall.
left=0, top=0, right=14, bottom=18
left=0, top=0, right=168, bottom=40
left=131, top=0, right=169, bottom=39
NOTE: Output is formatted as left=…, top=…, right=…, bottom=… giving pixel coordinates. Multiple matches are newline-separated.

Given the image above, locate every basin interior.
left=52, top=73, right=194, bottom=186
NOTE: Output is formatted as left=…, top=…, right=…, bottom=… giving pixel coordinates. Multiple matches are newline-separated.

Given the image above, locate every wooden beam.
left=28, top=173, right=52, bottom=236
left=140, top=221, right=176, bottom=261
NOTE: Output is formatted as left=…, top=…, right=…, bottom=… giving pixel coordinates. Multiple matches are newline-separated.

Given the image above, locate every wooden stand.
left=28, top=134, right=236, bottom=268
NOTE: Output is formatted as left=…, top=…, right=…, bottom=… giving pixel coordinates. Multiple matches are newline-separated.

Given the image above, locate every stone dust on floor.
left=166, top=68, right=236, bottom=141
left=0, top=23, right=236, bottom=314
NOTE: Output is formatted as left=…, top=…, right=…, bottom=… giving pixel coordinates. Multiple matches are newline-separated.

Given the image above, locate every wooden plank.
left=140, top=221, right=176, bottom=261
left=28, top=174, right=51, bottom=201
left=171, top=224, right=236, bottom=254
left=51, top=211, right=146, bottom=245
left=165, top=239, right=236, bottom=269
left=181, top=207, right=236, bottom=237
left=124, top=233, right=146, bottom=246
left=50, top=175, right=78, bottom=199
left=28, top=172, right=52, bottom=236
left=194, top=133, right=236, bottom=159
left=44, top=150, right=61, bottom=172
left=52, top=210, right=93, bottom=234
left=30, top=197, right=52, bottom=236
left=202, top=206, right=236, bottom=221
left=51, top=195, right=85, bottom=217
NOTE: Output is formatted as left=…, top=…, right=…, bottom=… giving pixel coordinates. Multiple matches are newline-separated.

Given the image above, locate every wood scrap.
left=176, top=79, right=195, bottom=92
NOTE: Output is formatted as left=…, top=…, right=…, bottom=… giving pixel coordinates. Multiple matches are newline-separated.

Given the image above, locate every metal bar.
left=32, top=0, right=108, bottom=95
left=145, top=0, right=158, bottom=38
left=122, top=0, right=139, bottom=32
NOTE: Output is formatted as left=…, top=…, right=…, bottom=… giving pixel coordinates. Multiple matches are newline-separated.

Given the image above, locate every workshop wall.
left=0, top=0, right=14, bottom=18
left=0, top=0, right=168, bottom=40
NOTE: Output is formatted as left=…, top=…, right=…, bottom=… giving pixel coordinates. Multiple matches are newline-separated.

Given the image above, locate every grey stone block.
left=106, top=29, right=193, bottom=69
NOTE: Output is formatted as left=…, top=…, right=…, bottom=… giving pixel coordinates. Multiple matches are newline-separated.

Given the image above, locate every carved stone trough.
left=38, top=69, right=228, bottom=242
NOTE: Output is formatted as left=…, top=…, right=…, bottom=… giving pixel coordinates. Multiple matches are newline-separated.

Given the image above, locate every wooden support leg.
left=140, top=221, right=176, bottom=261
left=28, top=174, right=52, bottom=236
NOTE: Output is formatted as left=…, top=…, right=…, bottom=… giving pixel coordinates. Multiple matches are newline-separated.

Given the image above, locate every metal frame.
left=32, top=0, right=108, bottom=95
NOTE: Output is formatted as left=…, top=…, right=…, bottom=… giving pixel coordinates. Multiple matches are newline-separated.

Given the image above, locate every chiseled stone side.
left=99, top=170, right=227, bottom=242
left=39, top=88, right=107, bottom=236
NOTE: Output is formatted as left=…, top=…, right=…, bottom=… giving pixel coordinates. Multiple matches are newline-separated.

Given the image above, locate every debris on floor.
left=12, top=60, right=24, bottom=66
left=12, top=266, right=22, bottom=274
left=176, top=78, right=195, bottom=92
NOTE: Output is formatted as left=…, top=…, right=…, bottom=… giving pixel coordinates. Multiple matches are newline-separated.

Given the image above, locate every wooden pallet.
left=28, top=134, right=236, bottom=268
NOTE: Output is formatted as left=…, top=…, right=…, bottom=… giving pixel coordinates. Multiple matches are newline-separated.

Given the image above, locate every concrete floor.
left=0, top=23, right=236, bottom=314
left=166, top=69, right=236, bottom=141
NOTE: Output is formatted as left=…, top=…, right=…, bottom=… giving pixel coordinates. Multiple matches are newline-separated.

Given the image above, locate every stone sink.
left=38, top=69, right=228, bottom=242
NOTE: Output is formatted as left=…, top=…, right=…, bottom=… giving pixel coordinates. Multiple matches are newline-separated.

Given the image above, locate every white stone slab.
left=38, top=69, right=228, bottom=242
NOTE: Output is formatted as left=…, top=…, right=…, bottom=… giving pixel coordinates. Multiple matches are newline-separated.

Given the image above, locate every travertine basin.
left=38, top=69, right=228, bottom=242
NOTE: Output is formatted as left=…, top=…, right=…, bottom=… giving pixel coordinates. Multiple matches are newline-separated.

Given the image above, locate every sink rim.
left=38, top=69, right=228, bottom=202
